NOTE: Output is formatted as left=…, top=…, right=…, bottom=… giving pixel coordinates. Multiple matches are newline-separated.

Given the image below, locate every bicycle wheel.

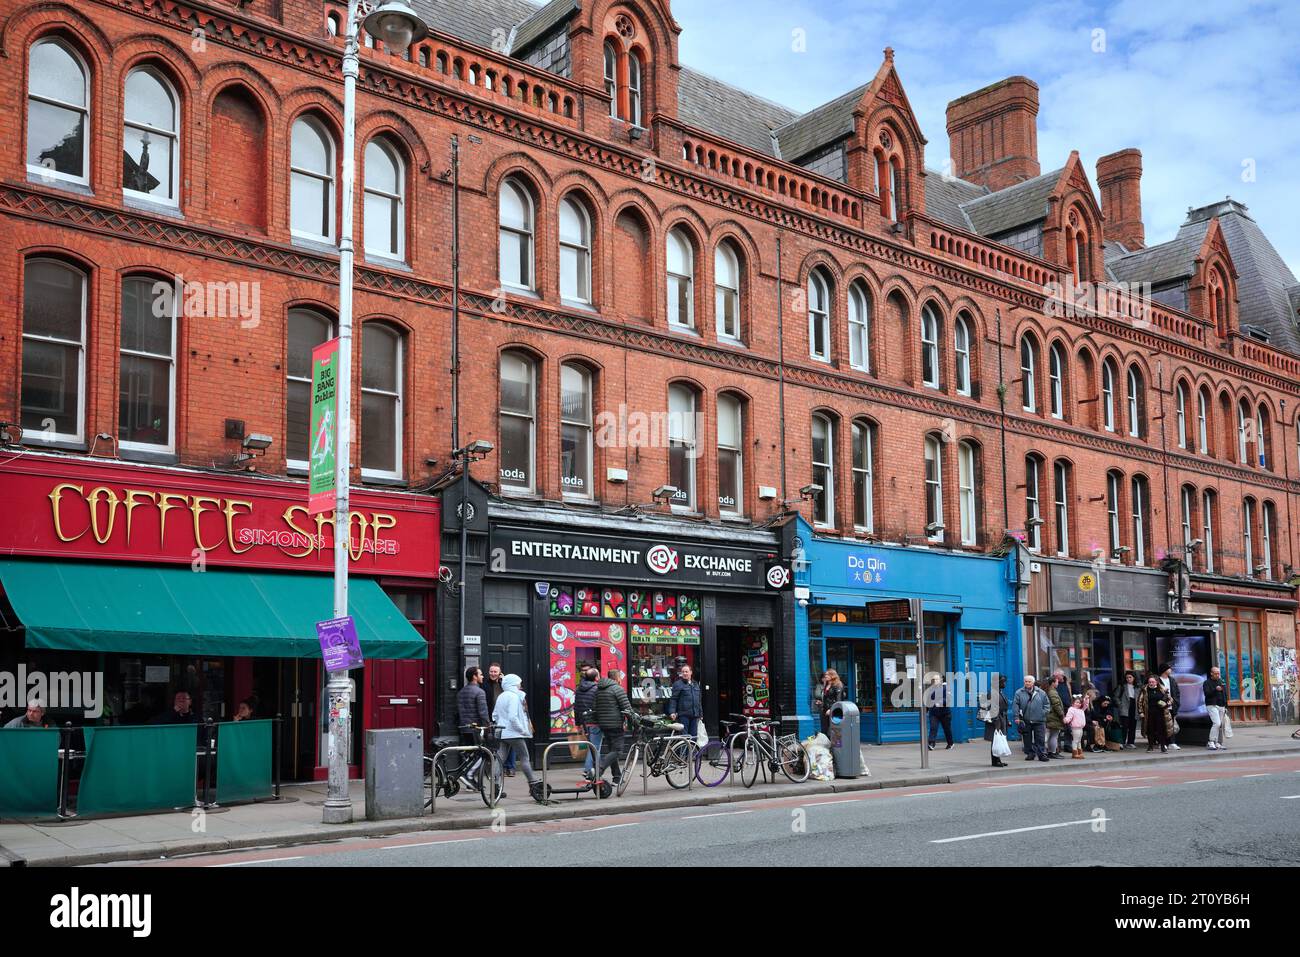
left=665, top=739, right=696, bottom=789
left=739, top=735, right=760, bottom=788
left=616, top=743, right=640, bottom=797
left=694, top=738, right=732, bottom=787
left=778, top=738, right=811, bottom=784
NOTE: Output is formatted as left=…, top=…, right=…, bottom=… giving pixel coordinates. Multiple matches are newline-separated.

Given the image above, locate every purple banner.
left=317, top=615, right=364, bottom=673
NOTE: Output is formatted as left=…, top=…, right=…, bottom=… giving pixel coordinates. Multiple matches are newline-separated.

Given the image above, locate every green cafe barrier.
left=0, top=728, right=61, bottom=818
left=0, top=718, right=282, bottom=821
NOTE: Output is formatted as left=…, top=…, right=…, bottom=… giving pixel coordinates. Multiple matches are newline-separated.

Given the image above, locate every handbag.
left=992, top=730, right=1011, bottom=757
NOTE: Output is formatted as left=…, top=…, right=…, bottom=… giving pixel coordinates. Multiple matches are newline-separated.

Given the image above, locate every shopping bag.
left=992, top=730, right=1012, bottom=757
left=1223, top=712, right=1234, bottom=738
left=696, top=720, right=709, bottom=749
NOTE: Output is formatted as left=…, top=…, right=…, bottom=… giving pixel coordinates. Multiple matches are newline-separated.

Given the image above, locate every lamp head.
left=362, top=1, right=429, bottom=55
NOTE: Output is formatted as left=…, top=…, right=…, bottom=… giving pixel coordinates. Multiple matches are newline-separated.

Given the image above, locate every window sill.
left=21, top=437, right=88, bottom=454
left=502, top=285, right=540, bottom=301
left=360, top=474, right=409, bottom=488
left=291, top=235, right=340, bottom=256
left=285, top=466, right=309, bottom=478
left=27, top=172, right=93, bottom=197
left=719, top=514, right=752, bottom=525
left=667, top=323, right=700, bottom=338
left=561, top=298, right=597, bottom=313
left=364, top=254, right=410, bottom=271
left=717, top=335, right=747, bottom=349
left=124, top=195, right=183, bottom=220
left=119, top=447, right=178, bottom=466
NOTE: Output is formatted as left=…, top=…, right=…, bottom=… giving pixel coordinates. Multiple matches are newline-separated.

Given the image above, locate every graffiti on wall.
left=1269, top=647, right=1298, bottom=725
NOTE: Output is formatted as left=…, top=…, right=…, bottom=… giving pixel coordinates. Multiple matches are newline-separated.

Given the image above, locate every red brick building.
left=2, top=0, right=1297, bottom=756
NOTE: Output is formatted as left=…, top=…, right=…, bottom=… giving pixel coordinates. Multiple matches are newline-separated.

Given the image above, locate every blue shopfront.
left=792, top=518, right=1025, bottom=743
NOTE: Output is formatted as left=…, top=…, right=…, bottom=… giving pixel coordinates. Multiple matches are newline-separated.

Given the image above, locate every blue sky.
left=672, top=0, right=1300, bottom=275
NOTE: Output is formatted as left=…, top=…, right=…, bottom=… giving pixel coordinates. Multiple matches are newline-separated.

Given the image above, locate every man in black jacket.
left=1204, top=665, right=1230, bottom=750
left=668, top=664, right=702, bottom=740
left=457, top=666, right=489, bottom=740
left=574, top=667, right=601, bottom=777
left=593, top=669, right=632, bottom=785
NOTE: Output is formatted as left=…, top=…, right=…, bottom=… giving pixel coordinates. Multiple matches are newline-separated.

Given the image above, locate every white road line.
left=681, top=809, right=754, bottom=820
left=1242, top=773, right=1270, bottom=778
left=800, top=798, right=863, bottom=807
left=1182, top=778, right=1218, bottom=784
left=1089, top=775, right=1160, bottom=782
left=383, top=837, right=484, bottom=850
left=932, top=817, right=1109, bottom=844
left=902, top=790, right=953, bottom=797
left=1280, top=795, right=1300, bottom=800
left=985, top=782, right=1149, bottom=791
left=586, top=822, right=639, bottom=832
left=211, top=856, right=304, bottom=867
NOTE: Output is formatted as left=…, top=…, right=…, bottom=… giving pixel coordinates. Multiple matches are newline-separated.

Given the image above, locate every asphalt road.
left=143, top=754, right=1300, bottom=868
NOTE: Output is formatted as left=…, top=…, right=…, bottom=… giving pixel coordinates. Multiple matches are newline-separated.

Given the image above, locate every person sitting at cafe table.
left=233, top=697, right=258, bottom=721
left=4, top=697, right=46, bottom=729
left=151, top=690, right=199, bottom=724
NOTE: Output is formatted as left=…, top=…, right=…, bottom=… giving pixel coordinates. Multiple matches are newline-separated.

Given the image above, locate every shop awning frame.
left=1033, top=609, right=1219, bottom=631
left=0, top=559, right=427, bottom=660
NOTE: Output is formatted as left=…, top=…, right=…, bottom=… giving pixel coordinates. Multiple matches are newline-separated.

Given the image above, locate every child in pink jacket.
left=1065, top=695, right=1088, bottom=758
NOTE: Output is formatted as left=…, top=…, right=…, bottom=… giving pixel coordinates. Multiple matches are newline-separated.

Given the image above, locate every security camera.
left=242, top=433, right=273, bottom=451
left=1026, top=517, right=1045, bottom=528
left=926, top=522, right=945, bottom=535
left=651, top=484, right=679, bottom=501
left=799, top=483, right=823, bottom=499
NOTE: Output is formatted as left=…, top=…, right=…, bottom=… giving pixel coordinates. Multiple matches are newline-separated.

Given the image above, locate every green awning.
left=0, top=560, right=427, bottom=660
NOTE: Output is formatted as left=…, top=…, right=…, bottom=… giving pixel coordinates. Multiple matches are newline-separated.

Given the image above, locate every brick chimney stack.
left=945, top=76, right=1040, bottom=191
left=1096, top=148, right=1145, bottom=250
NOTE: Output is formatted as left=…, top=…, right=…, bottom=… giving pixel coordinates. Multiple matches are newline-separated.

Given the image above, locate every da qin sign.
left=0, top=457, right=440, bottom=579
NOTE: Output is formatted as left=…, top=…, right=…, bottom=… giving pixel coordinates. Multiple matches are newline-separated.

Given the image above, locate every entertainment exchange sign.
left=489, top=526, right=774, bottom=590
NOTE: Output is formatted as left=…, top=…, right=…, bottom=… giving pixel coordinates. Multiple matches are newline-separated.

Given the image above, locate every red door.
left=369, top=587, right=434, bottom=737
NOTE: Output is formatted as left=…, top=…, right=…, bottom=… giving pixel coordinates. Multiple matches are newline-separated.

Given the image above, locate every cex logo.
left=645, top=544, right=680, bottom=575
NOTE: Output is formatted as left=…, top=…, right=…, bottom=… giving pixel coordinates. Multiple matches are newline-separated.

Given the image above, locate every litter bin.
left=828, top=700, right=862, bottom=778
left=365, top=728, right=425, bottom=820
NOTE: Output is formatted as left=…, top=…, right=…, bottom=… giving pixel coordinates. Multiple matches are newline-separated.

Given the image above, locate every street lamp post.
left=323, top=0, right=427, bottom=826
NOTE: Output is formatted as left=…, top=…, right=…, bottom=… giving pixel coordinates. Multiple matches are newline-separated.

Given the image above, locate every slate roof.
left=511, top=0, right=579, bottom=54
left=1106, top=221, right=1208, bottom=286
left=677, top=66, right=798, bottom=156
left=411, top=0, right=540, bottom=49
left=960, top=168, right=1062, bottom=237
left=772, top=84, right=869, bottom=163
left=923, top=172, right=988, bottom=230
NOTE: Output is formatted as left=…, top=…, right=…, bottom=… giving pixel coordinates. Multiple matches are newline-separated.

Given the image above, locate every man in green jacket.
left=1045, top=674, right=1068, bottom=758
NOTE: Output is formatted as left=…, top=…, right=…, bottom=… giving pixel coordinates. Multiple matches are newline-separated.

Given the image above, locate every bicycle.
left=612, top=710, right=698, bottom=797
left=728, top=713, right=810, bottom=787
left=694, top=716, right=748, bottom=787
left=425, top=724, right=500, bottom=808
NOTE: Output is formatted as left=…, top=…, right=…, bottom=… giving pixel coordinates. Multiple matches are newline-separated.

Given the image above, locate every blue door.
left=966, top=640, right=1000, bottom=739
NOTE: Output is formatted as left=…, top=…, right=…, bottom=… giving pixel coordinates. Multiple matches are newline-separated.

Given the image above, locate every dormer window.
left=604, top=27, right=645, bottom=127
left=603, top=42, right=617, bottom=118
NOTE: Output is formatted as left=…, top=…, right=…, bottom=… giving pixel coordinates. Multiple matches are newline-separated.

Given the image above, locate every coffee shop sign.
left=847, top=551, right=889, bottom=586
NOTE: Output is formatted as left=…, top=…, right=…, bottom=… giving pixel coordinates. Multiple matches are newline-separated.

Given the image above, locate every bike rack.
left=425, top=745, right=497, bottom=813
left=637, top=733, right=696, bottom=796
left=539, top=739, right=607, bottom=802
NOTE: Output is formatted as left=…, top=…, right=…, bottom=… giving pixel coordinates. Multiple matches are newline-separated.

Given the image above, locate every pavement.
left=3, top=724, right=1296, bottom=867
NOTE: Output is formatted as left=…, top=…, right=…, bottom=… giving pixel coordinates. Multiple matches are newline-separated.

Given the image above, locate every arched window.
left=1180, top=485, right=1195, bottom=551
left=953, top=314, right=972, bottom=396
left=1202, top=490, right=1217, bottom=573
left=1072, top=228, right=1088, bottom=284
left=1049, top=343, right=1066, bottom=418
left=360, top=323, right=403, bottom=478
left=1024, top=455, right=1043, bottom=552
left=290, top=116, right=335, bottom=241
left=627, top=51, right=643, bottom=127
left=1261, top=502, right=1276, bottom=580
left=888, top=157, right=902, bottom=222
left=1197, top=387, right=1211, bottom=454
left=1256, top=404, right=1271, bottom=470
left=958, top=441, right=978, bottom=546
left=560, top=363, right=593, bottom=499
left=122, top=67, right=179, bottom=204
left=21, top=258, right=86, bottom=443
left=119, top=275, right=176, bottom=452
left=1020, top=335, right=1039, bottom=413
left=559, top=196, right=592, bottom=304
left=28, top=39, right=90, bottom=184
left=666, top=227, right=695, bottom=329
left=1236, top=400, right=1251, bottom=465
left=1126, top=366, right=1144, bottom=438
left=286, top=308, right=333, bottom=469
left=1208, top=267, right=1229, bottom=336
left=848, top=281, right=871, bottom=372
left=811, top=414, right=835, bottom=527
left=852, top=420, right=876, bottom=532
left=1106, top=470, right=1122, bottom=556
left=1242, top=497, right=1256, bottom=577
left=499, top=351, right=537, bottom=494
left=714, top=242, right=741, bottom=340
left=603, top=42, right=618, bottom=118
left=1175, top=382, right=1189, bottom=449
left=498, top=177, right=534, bottom=290
left=363, top=137, right=404, bottom=260
left=1053, top=460, right=1071, bottom=557
left=1101, top=359, right=1117, bottom=432
left=920, top=304, right=940, bottom=389
left=717, top=394, right=744, bottom=516
left=1131, top=476, right=1149, bottom=565
left=924, top=434, right=944, bottom=542
left=808, top=269, right=831, bottom=361
left=668, top=384, right=698, bottom=510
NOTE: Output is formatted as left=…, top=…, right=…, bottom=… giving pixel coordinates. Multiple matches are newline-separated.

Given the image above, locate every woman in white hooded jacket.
left=492, top=674, right=542, bottom=799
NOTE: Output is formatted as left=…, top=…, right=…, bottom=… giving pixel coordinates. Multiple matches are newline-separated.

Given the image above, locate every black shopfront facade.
left=479, top=505, right=790, bottom=742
